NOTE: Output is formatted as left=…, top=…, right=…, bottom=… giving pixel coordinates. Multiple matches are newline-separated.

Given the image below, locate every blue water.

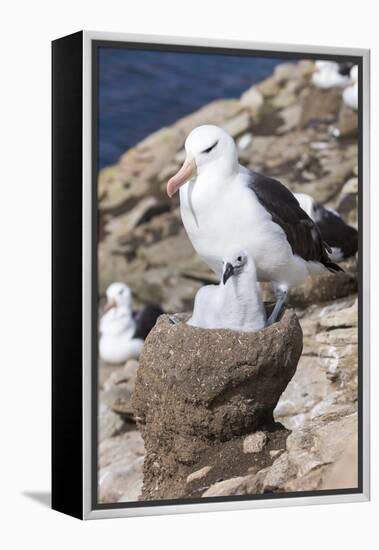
left=98, top=48, right=289, bottom=169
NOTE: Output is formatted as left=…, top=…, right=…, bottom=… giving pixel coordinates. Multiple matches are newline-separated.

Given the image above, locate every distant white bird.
left=312, top=60, right=350, bottom=89
left=99, top=282, right=144, bottom=364
left=188, top=252, right=266, bottom=332
left=167, top=125, right=342, bottom=325
left=294, top=192, right=358, bottom=261
left=343, top=65, right=358, bottom=111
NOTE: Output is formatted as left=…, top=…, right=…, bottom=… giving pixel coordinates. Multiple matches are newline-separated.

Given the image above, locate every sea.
left=98, top=47, right=290, bottom=169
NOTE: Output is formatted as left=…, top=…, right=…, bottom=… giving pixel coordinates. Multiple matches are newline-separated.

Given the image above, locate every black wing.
left=313, top=203, right=358, bottom=259
left=338, top=62, right=354, bottom=77
left=133, top=305, right=164, bottom=340
left=247, top=170, right=343, bottom=272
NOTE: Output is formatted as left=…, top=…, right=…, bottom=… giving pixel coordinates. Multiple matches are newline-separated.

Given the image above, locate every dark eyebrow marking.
left=202, top=140, right=218, bottom=154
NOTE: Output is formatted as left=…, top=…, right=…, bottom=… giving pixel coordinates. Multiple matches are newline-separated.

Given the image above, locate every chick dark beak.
left=222, top=263, right=234, bottom=285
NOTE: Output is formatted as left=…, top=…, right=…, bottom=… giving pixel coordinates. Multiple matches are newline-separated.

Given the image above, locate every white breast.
left=312, top=68, right=348, bottom=89
left=187, top=284, right=221, bottom=329
left=99, top=309, right=143, bottom=364
left=179, top=168, right=293, bottom=282
left=343, top=83, right=358, bottom=111
left=187, top=262, right=266, bottom=333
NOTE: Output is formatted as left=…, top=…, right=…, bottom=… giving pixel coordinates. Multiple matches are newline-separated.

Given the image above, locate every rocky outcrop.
left=102, top=359, right=139, bottom=419
left=202, top=413, right=358, bottom=497
left=98, top=430, right=145, bottom=503
left=98, top=360, right=144, bottom=502
left=133, top=309, right=303, bottom=500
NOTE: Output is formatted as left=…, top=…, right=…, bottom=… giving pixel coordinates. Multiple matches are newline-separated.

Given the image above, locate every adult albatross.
left=167, top=125, right=342, bottom=325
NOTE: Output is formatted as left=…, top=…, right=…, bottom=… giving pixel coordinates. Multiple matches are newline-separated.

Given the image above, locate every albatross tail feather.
left=324, top=260, right=344, bottom=273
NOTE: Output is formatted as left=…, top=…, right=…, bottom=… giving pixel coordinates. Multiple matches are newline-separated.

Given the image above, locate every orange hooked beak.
left=166, top=156, right=197, bottom=197
left=103, top=297, right=116, bottom=314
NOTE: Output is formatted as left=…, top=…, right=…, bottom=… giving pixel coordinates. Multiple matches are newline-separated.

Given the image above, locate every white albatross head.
left=312, top=60, right=349, bottom=89
left=166, top=125, right=238, bottom=197
left=222, top=251, right=251, bottom=285
left=103, top=282, right=133, bottom=313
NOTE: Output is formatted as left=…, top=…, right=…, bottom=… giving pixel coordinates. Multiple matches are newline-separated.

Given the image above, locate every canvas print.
left=96, top=45, right=360, bottom=505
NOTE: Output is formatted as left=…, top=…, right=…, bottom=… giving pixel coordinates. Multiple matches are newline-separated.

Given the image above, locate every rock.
left=186, top=466, right=212, bottom=484
left=116, top=209, right=182, bottom=260
left=320, top=436, right=358, bottom=489
left=98, top=250, right=131, bottom=297
left=319, top=298, right=357, bottom=329
left=299, top=87, right=342, bottom=129
left=288, top=272, right=357, bottom=308
left=99, top=209, right=183, bottom=296
left=99, top=126, right=181, bottom=214
left=98, top=431, right=145, bottom=503
left=97, top=166, right=146, bottom=214
left=254, top=452, right=296, bottom=492
left=272, top=82, right=297, bottom=109
left=98, top=359, right=124, bottom=389
left=177, top=254, right=217, bottom=284
left=338, top=197, right=358, bottom=227
left=102, top=359, right=140, bottom=418
left=243, top=432, right=267, bottom=453
left=123, top=359, right=139, bottom=379
left=275, top=295, right=358, bottom=430
left=338, top=103, right=358, bottom=138
left=274, top=352, right=332, bottom=430
left=222, top=111, right=252, bottom=138
left=133, top=308, right=303, bottom=500
left=99, top=405, right=126, bottom=442
left=274, top=63, right=302, bottom=83
left=341, top=177, right=358, bottom=195
left=106, top=196, right=160, bottom=236
left=99, top=456, right=144, bottom=503
left=202, top=477, right=247, bottom=498
left=337, top=176, right=358, bottom=226
left=316, top=315, right=358, bottom=409
left=99, top=430, right=144, bottom=468
left=103, top=359, right=138, bottom=391
left=257, top=76, right=280, bottom=97
left=292, top=158, right=355, bottom=203
left=276, top=104, right=302, bottom=134
left=298, top=60, right=315, bottom=76
left=103, top=385, right=134, bottom=417
left=240, top=87, right=264, bottom=115
left=270, top=449, right=283, bottom=458
left=137, top=228, right=195, bottom=268
left=249, top=135, right=276, bottom=161
left=237, top=133, right=254, bottom=150
left=175, top=99, right=243, bottom=137
left=284, top=413, right=358, bottom=491
left=202, top=413, right=358, bottom=496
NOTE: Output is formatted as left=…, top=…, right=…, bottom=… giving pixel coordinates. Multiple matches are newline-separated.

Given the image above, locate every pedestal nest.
left=133, top=307, right=303, bottom=500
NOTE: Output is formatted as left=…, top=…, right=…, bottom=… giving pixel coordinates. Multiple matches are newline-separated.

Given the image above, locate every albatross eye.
left=237, top=256, right=242, bottom=262
left=202, top=140, right=218, bottom=154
